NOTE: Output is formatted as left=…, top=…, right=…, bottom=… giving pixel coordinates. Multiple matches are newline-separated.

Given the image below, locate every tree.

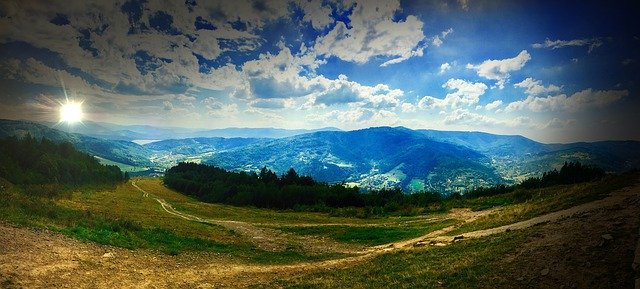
left=258, top=166, right=278, bottom=184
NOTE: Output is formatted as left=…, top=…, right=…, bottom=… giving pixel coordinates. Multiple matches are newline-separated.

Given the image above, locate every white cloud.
left=532, top=38, right=603, bottom=53
left=458, top=0, right=470, bottom=11
left=308, top=107, right=399, bottom=127
left=311, top=75, right=403, bottom=109
left=432, top=28, right=454, bottom=47
left=541, top=118, right=576, bottom=129
left=177, top=95, right=196, bottom=103
left=203, top=97, right=239, bottom=117
left=418, top=79, right=488, bottom=109
left=298, top=0, right=334, bottom=30
left=439, top=62, right=452, bottom=74
left=484, top=100, right=502, bottom=110
left=163, top=100, right=174, bottom=111
left=401, top=102, right=416, bottom=112
left=467, top=50, right=531, bottom=89
left=249, top=99, right=288, bottom=109
left=443, top=108, right=529, bottom=127
left=314, top=0, right=426, bottom=67
left=514, top=77, right=562, bottom=96
left=506, top=89, right=628, bottom=112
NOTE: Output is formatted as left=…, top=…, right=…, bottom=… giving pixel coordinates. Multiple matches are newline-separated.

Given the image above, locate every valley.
left=1, top=175, right=638, bottom=288
left=2, top=119, right=639, bottom=194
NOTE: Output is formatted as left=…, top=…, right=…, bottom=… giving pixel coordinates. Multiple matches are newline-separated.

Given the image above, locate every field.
left=1, top=173, right=639, bottom=288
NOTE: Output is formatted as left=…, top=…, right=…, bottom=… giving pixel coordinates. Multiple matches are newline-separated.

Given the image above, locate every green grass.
left=135, top=178, right=447, bottom=227
left=445, top=172, right=638, bottom=236
left=279, top=219, right=459, bottom=246
left=0, top=179, right=353, bottom=263
left=270, top=229, right=530, bottom=288
left=1, top=171, right=636, bottom=267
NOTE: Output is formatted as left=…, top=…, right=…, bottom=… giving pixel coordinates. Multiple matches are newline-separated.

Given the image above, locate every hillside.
left=0, top=119, right=152, bottom=167
left=1, top=174, right=638, bottom=288
left=201, top=127, right=640, bottom=193
left=204, top=127, right=504, bottom=193
left=39, top=120, right=341, bottom=141
left=3, top=119, right=639, bottom=192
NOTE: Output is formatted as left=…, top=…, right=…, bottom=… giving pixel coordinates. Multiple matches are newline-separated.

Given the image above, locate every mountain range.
left=38, top=120, right=341, bottom=141
left=1, top=118, right=639, bottom=194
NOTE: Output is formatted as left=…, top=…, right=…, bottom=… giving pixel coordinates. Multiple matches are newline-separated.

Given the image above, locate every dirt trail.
left=132, top=181, right=363, bottom=253
left=2, top=181, right=639, bottom=288
left=132, top=179, right=640, bottom=253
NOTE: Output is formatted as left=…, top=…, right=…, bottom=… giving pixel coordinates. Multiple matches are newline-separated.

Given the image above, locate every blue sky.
left=0, top=0, right=638, bottom=143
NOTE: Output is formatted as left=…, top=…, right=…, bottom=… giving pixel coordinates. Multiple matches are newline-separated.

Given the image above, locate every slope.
left=205, top=127, right=503, bottom=193
left=0, top=119, right=152, bottom=166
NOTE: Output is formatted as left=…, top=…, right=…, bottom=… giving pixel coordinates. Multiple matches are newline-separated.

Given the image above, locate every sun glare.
left=59, top=101, right=83, bottom=124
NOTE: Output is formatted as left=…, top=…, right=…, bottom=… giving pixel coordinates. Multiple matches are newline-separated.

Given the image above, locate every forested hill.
left=0, top=135, right=126, bottom=186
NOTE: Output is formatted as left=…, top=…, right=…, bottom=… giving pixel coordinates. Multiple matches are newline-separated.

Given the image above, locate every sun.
left=59, top=100, right=83, bottom=124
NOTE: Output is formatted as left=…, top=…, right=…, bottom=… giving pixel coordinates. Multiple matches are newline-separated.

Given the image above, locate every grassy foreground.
left=1, top=171, right=637, bottom=272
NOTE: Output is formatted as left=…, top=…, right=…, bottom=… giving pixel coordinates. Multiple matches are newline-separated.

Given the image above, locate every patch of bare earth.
left=2, top=182, right=639, bottom=288
left=492, top=185, right=640, bottom=289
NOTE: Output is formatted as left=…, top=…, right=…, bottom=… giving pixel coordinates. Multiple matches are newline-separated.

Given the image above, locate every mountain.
left=203, top=127, right=504, bottom=193
left=193, top=127, right=342, bottom=139
left=143, top=137, right=267, bottom=168
left=39, top=120, right=341, bottom=141
left=0, top=119, right=152, bottom=167
left=417, top=129, right=549, bottom=156
left=200, top=127, right=640, bottom=193
left=3, top=119, right=638, bottom=194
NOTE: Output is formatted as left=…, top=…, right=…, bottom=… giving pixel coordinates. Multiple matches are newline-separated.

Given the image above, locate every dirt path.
left=132, top=179, right=640, bottom=253
left=132, top=180, right=363, bottom=253
left=2, top=181, right=639, bottom=288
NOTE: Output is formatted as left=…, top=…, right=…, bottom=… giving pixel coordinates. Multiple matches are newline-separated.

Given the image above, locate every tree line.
left=464, top=161, right=605, bottom=198
left=165, top=162, right=445, bottom=211
left=0, top=135, right=127, bottom=189
left=164, top=161, right=606, bottom=212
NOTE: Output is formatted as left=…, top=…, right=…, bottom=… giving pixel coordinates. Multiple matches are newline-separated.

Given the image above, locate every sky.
left=0, top=0, right=639, bottom=143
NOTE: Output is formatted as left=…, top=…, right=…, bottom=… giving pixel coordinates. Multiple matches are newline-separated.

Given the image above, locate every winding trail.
left=2, top=179, right=638, bottom=288
left=131, top=179, right=640, bottom=258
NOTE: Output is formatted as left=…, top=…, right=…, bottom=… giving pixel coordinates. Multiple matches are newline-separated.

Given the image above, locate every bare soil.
left=1, top=181, right=639, bottom=288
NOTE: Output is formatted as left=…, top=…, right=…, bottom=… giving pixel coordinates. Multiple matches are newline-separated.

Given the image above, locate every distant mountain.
left=0, top=119, right=152, bottom=167
left=417, top=129, right=549, bottom=156
left=39, top=120, right=341, bottom=141
left=203, top=127, right=504, bottom=193
left=4, top=119, right=639, bottom=194
left=200, top=127, right=640, bottom=193
left=193, top=127, right=342, bottom=139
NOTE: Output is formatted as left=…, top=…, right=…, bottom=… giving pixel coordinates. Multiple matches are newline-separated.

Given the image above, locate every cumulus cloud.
left=432, top=28, right=453, bottom=47
left=514, top=77, right=562, bottom=96
left=444, top=108, right=530, bottom=127
left=314, top=0, right=426, bottom=67
left=311, top=75, right=404, bottom=109
left=401, top=102, right=416, bottom=112
left=439, top=62, right=452, bottom=74
left=249, top=99, right=288, bottom=109
left=298, top=0, right=334, bottom=30
left=506, top=89, right=627, bottom=112
left=417, top=79, right=488, bottom=109
left=203, top=97, right=239, bottom=117
left=241, top=45, right=324, bottom=99
left=484, top=100, right=502, bottom=110
left=467, top=50, right=531, bottom=89
left=309, top=107, right=399, bottom=127
left=532, top=38, right=603, bottom=53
